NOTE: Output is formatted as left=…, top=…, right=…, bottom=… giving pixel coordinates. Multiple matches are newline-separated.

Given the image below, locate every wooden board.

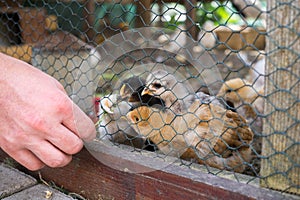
left=0, top=147, right=295, bottom=200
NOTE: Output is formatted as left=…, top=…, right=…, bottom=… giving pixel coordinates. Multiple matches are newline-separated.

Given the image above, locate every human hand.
left=0, top=53, right=96, bottom=170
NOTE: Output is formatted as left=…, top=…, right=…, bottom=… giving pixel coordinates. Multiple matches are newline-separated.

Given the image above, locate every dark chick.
left=142, top=70, right=224, bottom=114
left=120, top=76, right=165, bottom=107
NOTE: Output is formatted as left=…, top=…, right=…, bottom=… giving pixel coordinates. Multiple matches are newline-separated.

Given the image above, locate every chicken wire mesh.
left=0, top=0, right=299, bottom=196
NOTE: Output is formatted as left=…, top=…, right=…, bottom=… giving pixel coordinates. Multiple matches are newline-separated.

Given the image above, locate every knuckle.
left=51, top=94, right=72, bottom=114
left=23, top=114, right=46, bottom=131
left=47, top=154, right=71, bottom=168
left=30, top=118, right=46, bottom=130
left=65, top=139, right=83, bottom=155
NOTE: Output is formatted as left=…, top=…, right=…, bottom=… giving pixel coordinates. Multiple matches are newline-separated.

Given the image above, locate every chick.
left=142, top=70, right=224, bottom=114
left=126, top=100, right=253, bottom=172
left=142, top=70, right=194, bottom=113
left=97, top=94, right=145, bottom=148
left=97, top=75, right=165, bottom=149
left=217, top=78, right=264, bottom=126
left=217, top=78, right=264, bottom=174
left=97, top=76, right=149, bottom=148
left=120, top=76, right=165, bottom=108
left=141, top=70, right=253, bottom=153
left=231, top=52, right=265, bottom=118
left=119, top=76, right=146, bottom=103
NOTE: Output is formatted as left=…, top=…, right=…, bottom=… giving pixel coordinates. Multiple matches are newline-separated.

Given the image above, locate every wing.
left=186, top=100, right=253, bottom=156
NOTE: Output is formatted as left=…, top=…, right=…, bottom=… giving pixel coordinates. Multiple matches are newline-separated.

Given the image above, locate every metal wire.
left=0, top=0, right=299, bottom=195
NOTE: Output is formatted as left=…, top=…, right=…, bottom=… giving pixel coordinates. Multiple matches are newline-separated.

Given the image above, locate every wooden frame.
left=0, top=145, right=294, bottom=200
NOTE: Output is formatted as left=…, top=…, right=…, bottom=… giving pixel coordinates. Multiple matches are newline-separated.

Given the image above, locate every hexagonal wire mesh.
left=0, top=0, right=299, bottom=196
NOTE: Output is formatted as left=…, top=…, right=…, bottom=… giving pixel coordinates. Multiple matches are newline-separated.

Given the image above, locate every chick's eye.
left=226, top=88, right=233, bottom=93
left=153, top=83, right=162, bottom=89
left=133, top=115, right=140, bottom=123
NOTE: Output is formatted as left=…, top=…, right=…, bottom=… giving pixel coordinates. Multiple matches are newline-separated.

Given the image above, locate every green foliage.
left=161, top=1, right=246, bottom=31
left=196, top=2, right=242, bottom=26
left=163, top=14, right=185, bottom=30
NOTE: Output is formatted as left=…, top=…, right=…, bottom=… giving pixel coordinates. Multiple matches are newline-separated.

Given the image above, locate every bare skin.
left=0, top=53, right=96, bottom=171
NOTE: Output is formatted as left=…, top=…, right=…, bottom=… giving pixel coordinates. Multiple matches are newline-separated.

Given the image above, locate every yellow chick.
left=97, top=76, right=148, bottom=148
left=126, top=100, right=253, bottom=173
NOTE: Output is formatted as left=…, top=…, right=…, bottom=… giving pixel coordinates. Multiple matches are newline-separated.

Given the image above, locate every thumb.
left=63, top=101, right=96, bottom=141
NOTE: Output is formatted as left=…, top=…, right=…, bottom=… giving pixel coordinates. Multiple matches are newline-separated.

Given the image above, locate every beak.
left=120, top=115, right=128, bottom=121
left=119, top=84, right=127, bottom=99
left=141, top=87, right=154, bottom=96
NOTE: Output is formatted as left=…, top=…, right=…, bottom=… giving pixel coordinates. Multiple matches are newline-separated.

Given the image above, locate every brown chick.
left=141, top=70, right=251, bottom=155
left=217, top=78, right=264, bottom=127
left=217, top=78, right=264, bottom=175
left=126, top=100, right=253, bottom=173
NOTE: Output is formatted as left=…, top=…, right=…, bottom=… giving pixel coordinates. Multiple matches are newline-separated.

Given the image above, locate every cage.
left=0, top=0, right=299, bottom=199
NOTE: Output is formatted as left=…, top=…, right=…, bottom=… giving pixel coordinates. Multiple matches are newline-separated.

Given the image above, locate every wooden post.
left=157, top=0, right=164, bottom=27
left=184, top=0, right=198, bottom=40
left=135, top=0, right=151, bottom=28
left=261, top=0, right=300, bottom=194
left=82, top=0, right=95, bottom=44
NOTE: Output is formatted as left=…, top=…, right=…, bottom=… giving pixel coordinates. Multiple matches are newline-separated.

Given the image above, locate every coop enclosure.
left=0, top=0, right=299, bottom=199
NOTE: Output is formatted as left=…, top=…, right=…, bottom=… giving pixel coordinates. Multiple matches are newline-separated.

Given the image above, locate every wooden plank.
left=261, top=0, right=300, bottom=195
left=0, top=147, right=295, bottom=200
left=214, top=27, right=266, bottom=50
